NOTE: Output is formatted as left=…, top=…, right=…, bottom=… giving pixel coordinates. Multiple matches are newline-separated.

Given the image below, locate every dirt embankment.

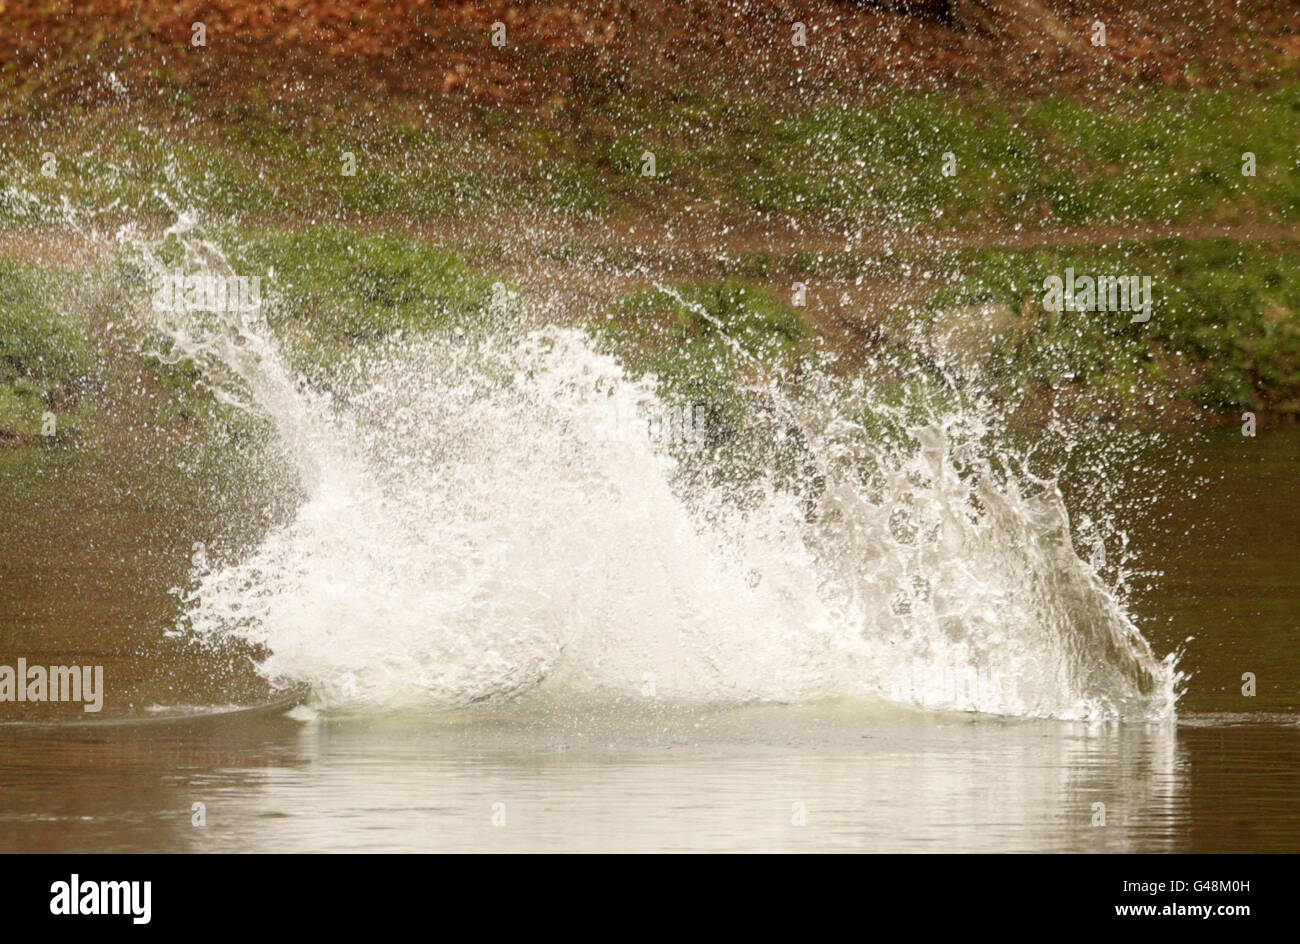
left=2, top=1, right=1296, bottom=113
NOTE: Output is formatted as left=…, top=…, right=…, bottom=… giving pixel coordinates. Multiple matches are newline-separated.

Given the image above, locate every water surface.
left=1, top=429, right=1295, bottom=852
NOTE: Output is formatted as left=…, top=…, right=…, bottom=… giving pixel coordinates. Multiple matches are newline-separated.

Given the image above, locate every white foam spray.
left=137, top=223, right=1180, bottom=721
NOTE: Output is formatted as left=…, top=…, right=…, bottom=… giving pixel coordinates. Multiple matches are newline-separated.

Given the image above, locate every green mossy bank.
left=1, top=83, right=1296, bottom=232
left=1, top=229, right=1296, bottom=447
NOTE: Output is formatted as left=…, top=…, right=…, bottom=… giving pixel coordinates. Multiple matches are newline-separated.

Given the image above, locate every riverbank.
left=2, top=223, right=1296, bottom=446
left=1, top=1, right=1297, bottom=441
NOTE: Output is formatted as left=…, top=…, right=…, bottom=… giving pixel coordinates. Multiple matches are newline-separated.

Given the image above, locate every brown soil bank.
left=2, top=1, right=1296, bottom=112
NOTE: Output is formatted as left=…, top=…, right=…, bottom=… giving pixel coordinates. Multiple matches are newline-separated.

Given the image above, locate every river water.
left=0, top=232, right=1296, bottom=852
left=2, top=419, right=1295, bottom=853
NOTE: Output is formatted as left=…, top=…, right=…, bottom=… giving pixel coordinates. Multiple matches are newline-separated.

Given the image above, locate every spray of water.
left=132, top=220, right=1180, bottom=721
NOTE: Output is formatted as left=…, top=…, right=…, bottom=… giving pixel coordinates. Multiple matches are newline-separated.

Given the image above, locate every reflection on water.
left=1, top=704, right=1296, bottom=853
left=0, top=356, right=1296, bottom=850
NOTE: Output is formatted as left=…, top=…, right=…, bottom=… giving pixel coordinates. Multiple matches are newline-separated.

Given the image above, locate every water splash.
left=137, top=222, right=1180, bottom=721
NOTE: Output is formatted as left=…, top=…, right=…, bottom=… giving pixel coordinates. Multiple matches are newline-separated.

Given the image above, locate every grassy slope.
left=1, top=61, right=1298, bottom=440
left=4, top=227, right=1295, bottom=448
left=2, top=83, right=1296, bottom=230
left=0, top=258, right=92, bottom=441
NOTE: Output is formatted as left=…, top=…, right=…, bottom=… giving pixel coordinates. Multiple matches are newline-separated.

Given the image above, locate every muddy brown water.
left=0, top=426, right=1295, bottom=852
